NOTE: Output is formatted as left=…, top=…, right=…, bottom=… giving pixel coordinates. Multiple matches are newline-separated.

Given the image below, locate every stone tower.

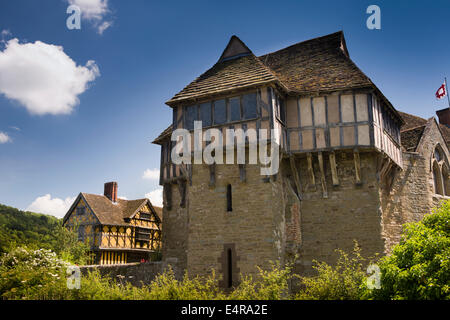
left=153, top=32, right=449, bottom=286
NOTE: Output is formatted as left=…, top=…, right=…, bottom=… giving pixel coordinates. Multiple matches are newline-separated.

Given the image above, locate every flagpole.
left=445, top=77, right=450, bottom=108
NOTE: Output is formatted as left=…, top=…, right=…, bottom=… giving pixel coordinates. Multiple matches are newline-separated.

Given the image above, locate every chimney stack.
left=104, top=182, right=118, bottom=202
left=436, top=108, right=450, bottom=127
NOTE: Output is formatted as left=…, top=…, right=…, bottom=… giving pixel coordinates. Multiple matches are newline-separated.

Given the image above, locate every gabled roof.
left=63, top=193, right=162, bottom=226
left=398, top=111, right=427, bottom=130
left=259, top=31, right=369, bottom=94
left=165, top=31, right=403, bottom=124
left=152, top=125, right=172, bottom=145
left=399, top=111, right=450, bottom=148
left=400, top=125, right=426, bottom=152
left=218, top=35, right=252, bottom=62
left=167, top=55, right=278, bottom=105
left=166, top=35, right=280, bottom=105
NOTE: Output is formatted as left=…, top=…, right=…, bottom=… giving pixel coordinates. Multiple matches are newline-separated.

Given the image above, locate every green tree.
left=370, top=201, right=450, bottom=300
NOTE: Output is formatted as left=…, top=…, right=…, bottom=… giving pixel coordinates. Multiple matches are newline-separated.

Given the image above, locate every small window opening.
left=227, top=248, right=233, bottom=288
left=227, top=184, right=232, bottom=211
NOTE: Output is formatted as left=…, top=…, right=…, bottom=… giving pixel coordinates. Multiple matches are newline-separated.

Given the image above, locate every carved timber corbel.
left=354, top=150, right=362, bottom=185
left=307, top=153, right=316, bottom=190
left=289, top=155, right=302, bottom=199
left=318, top=152, right=328, bottom=198
left=329, top=151, right=339, bottom=186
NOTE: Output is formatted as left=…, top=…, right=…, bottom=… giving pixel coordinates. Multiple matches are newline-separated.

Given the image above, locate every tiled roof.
left=153, top=206, right=162, bottom=221
left=165, top=31, right=402, bottom=123
left=78, top=193, right=161, bottom=225
left=440, top=125, right=450, bottom=146
left=400, top=126, right=425, bottom=152
left=398, top=111, right=427, bottom=131
left=259, top=31, right=372, bottom=93
left=166, top=53, right=278, bottom=105
left=81, top=193, right=145, bottom=225
left=399, top=111, right=450, bottom=149
left=152, top=125, right=172, bottom=144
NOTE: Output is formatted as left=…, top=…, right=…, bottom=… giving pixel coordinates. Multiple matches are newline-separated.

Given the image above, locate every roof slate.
left=259, top=32, right=372, bottom=93
left=165, top=31, right=402, bottom=124
left=152, top=125, right=172, bottom=144
left=79, top=193, right=161, bottom=226
left=400, top=126, right=426, bottom=152
left=399, top=111, right=450, bottom=149
left=166, top=53, right=278, bottom=105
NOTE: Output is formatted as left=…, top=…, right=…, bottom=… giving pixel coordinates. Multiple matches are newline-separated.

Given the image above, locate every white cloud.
left=97, top=21, right=113, bottom=35
left=145, top=188, right=163, bottom=207
left=26, top=194, right=76, bottom=218
left=1, top=29, right=11, bottom=38
left=118, top=196, right=128, bottom=200
left=68, top=0, right=108, bottom=20
left=0, top=38, right=99, bottom=115
left=68, top=0, right=113, bottom=34
left=143, top=168, right=160, bottom=180
left=0, top=132, right=11, bottom=144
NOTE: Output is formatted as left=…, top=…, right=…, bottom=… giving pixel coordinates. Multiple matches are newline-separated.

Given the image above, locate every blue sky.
left=0, top=0, right=449, bottom=217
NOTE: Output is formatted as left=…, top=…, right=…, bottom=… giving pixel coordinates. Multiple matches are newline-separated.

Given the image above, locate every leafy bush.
left=2, top=201, right=449, bottom=300
left=295, top=243, right=370, bottom=300
left=51, top=223, right=89, bottom=265
left=146, top=268, right=224, bottom=300
left=229, top=261, right=293, bottom=300
left=369, top=201, right=450, bottom=300
left=0, top=247, right=69, bottom=300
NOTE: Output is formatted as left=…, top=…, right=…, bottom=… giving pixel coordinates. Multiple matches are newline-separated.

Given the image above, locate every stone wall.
left=161, top=181, right=188, bottom=279
left=80, top=261, right=174, bottom=287
left=381, top=119, right=450, bottom=253
left=294, top=150, right=385, bottom=276
left=380, top=152, right=430, bottom=253
left=158, top=120, right=450, bottom=284
left=186, top=161, right=285, bottom=282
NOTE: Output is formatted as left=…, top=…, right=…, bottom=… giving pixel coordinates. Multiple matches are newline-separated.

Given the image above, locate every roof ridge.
left=398, top=111, right=427, bottom=121
left=400, top=124, right=426, bottom=132
left=258, top=31, right=343, bottom=58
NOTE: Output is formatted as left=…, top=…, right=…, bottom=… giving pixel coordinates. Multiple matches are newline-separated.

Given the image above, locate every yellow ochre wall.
left=65, top=198, right=98, bottom=246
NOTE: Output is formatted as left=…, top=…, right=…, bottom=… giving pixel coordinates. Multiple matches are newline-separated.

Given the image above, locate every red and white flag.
left=436, top=82, right=447, bottom=99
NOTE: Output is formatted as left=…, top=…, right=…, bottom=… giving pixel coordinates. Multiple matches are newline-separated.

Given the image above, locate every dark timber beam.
left=289, top=155, right=302, bottom=198
left=307, top=152, right=316, bottom=190
left=329, top=151, right=339, bottom=186
left=318, top=152, right=328, bottom=198
left=354, top=150, right=362, bottom=185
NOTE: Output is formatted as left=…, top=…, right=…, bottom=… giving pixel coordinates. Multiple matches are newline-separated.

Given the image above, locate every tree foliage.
left=0, top=204, right=60, bottom=253
left=0, top=204, right=88, bottom=265
left=370, top=201, right=450, bottom=300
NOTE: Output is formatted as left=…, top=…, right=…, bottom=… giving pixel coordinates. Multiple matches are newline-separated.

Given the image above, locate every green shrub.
left=52, top=223, right=89, bottom=265
left=296, top=243, right=370, bottom=300
left=229, top=261, right=293, bottom=300
left=370, top=201, right=450, bottom=300
left=0, top=247, right=69, bottom=300
left=146, top=268, right=224, bottom=300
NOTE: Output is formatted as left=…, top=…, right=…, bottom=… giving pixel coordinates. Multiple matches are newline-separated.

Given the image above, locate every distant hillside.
left=0, top=204, right=61, bottom=254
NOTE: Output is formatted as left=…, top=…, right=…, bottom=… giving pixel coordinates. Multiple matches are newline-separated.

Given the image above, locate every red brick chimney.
left=436, top=108, right=450, bottom=127
left=104, top=182, right=118, bottom=202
